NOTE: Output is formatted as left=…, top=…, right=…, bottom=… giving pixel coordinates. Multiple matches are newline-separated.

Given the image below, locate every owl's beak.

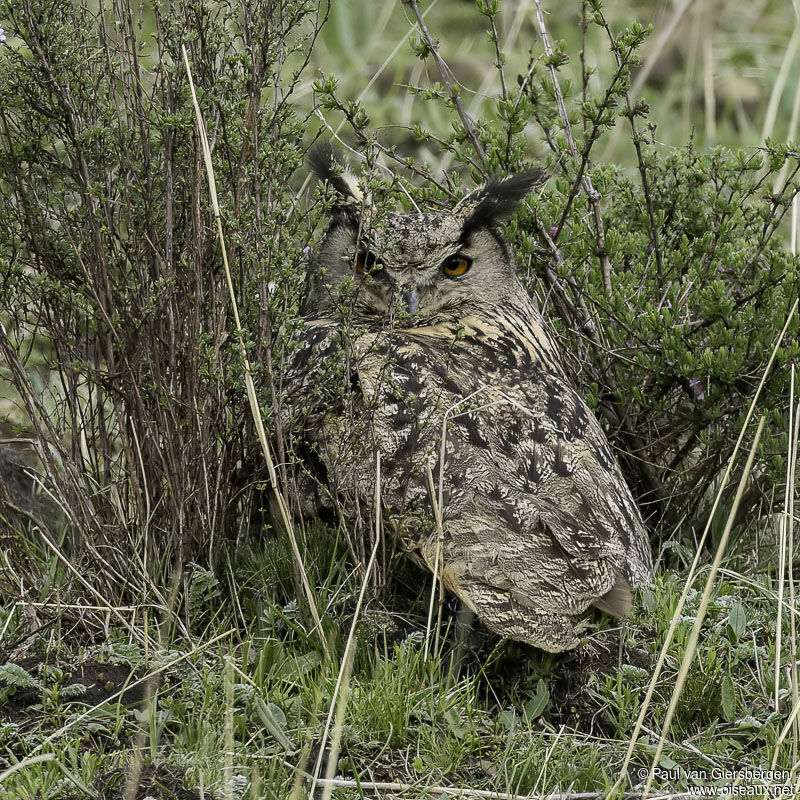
left=403, top=288, right=420, bottom=314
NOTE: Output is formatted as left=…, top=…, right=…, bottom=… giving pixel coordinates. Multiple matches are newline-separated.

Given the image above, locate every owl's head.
left=305, top=145, right=546, bottom=325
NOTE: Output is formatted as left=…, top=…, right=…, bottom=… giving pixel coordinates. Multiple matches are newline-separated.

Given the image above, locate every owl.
left=290, top=145, right=652, bottom=652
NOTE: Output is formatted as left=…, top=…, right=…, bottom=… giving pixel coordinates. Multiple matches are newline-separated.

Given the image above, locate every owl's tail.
left=592, top=572, right=633, bottom=617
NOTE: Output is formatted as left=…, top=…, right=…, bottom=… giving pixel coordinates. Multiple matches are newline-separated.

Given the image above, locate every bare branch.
left=405, top=0, right=487, bottom=171
left=532, top=0, right=613, bottom=295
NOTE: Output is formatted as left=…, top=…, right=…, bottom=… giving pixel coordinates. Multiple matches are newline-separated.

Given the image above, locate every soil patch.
left=1, top=657, right=145, bottom=724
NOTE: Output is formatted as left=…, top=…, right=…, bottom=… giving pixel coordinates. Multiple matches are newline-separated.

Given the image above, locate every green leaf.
left=273, top=651, right=321, bottom=680
left=727, top=602, right=746, bottom=641
left=254, top=697, right=295, bottom=752
left=499, top=709, right=517, bottom=731
left=524, top=679, right=549, bottom=721
left=0, top=663, right=39, bottom=689
left=721, top=674, right=736, bottom=722
left=445, top=706, right=467, bottom=738
left=659, top=754, right=678, bottom=770
left=641, top=588, right=657, bottom=613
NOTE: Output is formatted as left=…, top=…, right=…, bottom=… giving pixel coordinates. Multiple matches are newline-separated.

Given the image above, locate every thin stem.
left=531, top=0, right=613, bottom=295
left=405, top=0, right=487, bottom=170
left=182, top=46, right=329, bottom=657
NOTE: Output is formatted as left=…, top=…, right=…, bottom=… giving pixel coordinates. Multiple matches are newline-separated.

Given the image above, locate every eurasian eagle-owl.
left=292, top=145, right=652, bottom=652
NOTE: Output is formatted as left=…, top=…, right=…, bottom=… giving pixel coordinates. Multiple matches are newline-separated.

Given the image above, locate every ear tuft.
left=308, top=142, right=364, bottom=205
left=460, top=168, right=548, bottom=240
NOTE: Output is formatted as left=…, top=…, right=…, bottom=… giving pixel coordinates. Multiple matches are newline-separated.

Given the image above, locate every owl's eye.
left=442, top=255, right=472, bottom=278
left=355, top=251, right=378, bottom=275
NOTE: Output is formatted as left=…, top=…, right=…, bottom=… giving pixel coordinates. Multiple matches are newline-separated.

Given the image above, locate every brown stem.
left=405, top=0, right=487, bottom=171
left=532, top=0, right=613, bottom=296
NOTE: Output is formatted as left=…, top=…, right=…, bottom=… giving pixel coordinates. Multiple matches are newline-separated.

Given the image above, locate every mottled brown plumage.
left=292, top=147, right=652, bottom=651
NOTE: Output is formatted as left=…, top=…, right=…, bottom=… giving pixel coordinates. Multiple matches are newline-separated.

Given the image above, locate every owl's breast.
left=361, top=321, right=639, bottom=521
left=295, top=314, right=650, bottom=595
left=351, top=325, right=557, bottom=506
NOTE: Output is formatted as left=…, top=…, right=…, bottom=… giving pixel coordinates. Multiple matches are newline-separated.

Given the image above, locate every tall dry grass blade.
left=787, top=374, right=800, bottom=768
left=642, top=415, right=766, bottom=799
left=631, top=0, right=698, bottom=100
left=776, top=368, right=794, bottom=715
left=681, top=6, right=700, bottom=137
left=320, top=642, right=355, bottom=800
left=532, top=725, right=566, bottom=796
left=0, top=753, right=55, bottom=786
left=790, top=169, right=800, bottom=767
left=424, top=464, right=445, bottom=661
left=608, top=299, right=798, bottom=798
left=702, top=23, right=716, bottom=141
left=123, top=566, right=183, bottom=800
left=180, top=46, right=328, bottom=657
left=772, top=594, right=800, bottom=773
left=425, top=388, right=498, bottom=660
left=311, top=451, right=383, bottom=800
left=143, top=608, right=150, bottom=666
left=224, top=656, right=234, bottom=800
left=249, top=762, right=260, bottom=800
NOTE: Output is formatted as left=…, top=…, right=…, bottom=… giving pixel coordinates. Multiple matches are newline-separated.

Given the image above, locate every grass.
left=0, top=531, right=797, bottom=799
left=1, top=389, right=798, bottom=797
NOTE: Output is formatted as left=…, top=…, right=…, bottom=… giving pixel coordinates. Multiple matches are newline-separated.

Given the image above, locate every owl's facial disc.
left=351, top=252, right=427, bottom=316
left=312, top=211, right=519, bottom=326
left=350, top=246, right=478, bottom=321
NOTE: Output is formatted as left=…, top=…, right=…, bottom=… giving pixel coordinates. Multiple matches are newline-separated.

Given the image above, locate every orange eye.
left=355, top=251, right=377, bottom=274
left=442, top=255, right=472, bottom=278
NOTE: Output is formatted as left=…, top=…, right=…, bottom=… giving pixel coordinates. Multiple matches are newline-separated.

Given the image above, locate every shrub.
left=0, top=0, right=797, bottom=614
left=0, top=0, right=322, bottom=598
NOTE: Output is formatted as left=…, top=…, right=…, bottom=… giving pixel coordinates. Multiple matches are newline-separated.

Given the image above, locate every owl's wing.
left=439, top=368, right=652, bottom=619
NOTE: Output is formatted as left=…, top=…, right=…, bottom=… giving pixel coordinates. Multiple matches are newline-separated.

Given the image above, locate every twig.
left=484, top=7, right=508, bottom=103
left=405, top=0, right=487, bottom=170
left=593, top=10, right=664, bottom=278
left=531, top=0, right=613, bottom=295
left=424, top=465, right=445, bottom=660
left=311, top=452, right=383, bottom=800
left=599, top=0, right=698, bottom=160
